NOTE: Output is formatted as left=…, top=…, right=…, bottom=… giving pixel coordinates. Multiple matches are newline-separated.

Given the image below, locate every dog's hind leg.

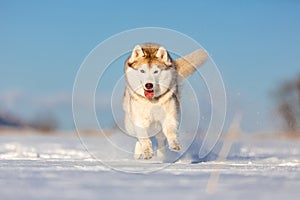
left=134, top=141, right=143, bottom=159
left=156, top=132, right=166, bottom=159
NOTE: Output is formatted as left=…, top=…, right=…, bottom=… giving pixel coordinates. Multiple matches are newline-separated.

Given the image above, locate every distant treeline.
left=0, top=111, right=58, bottom=133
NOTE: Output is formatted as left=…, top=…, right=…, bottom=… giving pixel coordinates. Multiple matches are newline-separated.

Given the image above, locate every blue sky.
left=1, top=1, right=300, bottom=131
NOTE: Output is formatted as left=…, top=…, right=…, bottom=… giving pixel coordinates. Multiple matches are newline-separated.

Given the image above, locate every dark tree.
left=274, top=75, right=300, bottom=134
left=31, top=111, right=58, bottom=133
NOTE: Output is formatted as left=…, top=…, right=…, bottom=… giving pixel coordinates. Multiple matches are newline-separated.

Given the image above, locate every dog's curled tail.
left=175, top=49, right=208, bottom=79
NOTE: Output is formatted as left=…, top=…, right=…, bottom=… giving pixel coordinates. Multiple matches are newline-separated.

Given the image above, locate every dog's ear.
left=175, top=49, right=208, bottom=79
left=128, top=45, right=144, bottom=64
left=156, top=46, right=172, bottom=66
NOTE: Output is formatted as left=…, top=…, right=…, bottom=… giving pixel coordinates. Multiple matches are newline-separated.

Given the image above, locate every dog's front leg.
left=133, top=125, right=153, bottom=160
left=162, top=116, right=181, bottom=152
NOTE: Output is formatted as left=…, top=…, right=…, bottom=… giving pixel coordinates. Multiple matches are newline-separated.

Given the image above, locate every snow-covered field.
left=0, top=132, right=299, bottom=200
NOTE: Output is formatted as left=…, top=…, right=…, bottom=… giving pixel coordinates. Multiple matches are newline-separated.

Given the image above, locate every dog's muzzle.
left=144, top=83, right=154, bottom=99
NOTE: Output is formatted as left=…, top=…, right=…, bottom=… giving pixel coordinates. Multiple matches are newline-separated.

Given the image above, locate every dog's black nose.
left=145, top=83, right=153, bottom=90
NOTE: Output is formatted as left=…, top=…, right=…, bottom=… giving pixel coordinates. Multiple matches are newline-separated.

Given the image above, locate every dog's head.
left=125, top=43, right=176, bottom=99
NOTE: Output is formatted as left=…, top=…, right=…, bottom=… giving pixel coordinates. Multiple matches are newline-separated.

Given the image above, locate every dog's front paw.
left=169, top=140, right=181, bottom=151
left=142, top=148, right=154, bottom=160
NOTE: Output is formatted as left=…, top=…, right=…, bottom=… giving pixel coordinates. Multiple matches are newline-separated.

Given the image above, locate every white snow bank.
left=0, top=133, right=299, bottom=200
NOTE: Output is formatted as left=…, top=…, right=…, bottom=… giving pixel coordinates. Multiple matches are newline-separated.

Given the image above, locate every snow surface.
left=0, top=132, right=300, bottom=200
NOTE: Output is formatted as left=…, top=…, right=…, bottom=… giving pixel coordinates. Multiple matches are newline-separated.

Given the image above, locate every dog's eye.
left=153, top=70, right=159, bottom=74
left=140, top=69, right=145, bottom=73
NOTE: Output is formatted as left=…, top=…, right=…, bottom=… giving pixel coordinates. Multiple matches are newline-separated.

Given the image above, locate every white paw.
left=134, top=153, right=142, bottom=160
left=142, top=148, right=154, bottom=160
left=156, top=149, right=166, bottom=159
left=169, top=140, right=181, bottom=151
left=134, top=141, right=143, bottom=159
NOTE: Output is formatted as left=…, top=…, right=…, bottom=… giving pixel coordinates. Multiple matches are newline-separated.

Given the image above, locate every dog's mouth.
left=144, top=89, right=154, bottom=99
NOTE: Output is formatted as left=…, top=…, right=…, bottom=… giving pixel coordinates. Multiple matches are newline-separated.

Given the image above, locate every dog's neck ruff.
left=127, top=85, right=177, bottom=104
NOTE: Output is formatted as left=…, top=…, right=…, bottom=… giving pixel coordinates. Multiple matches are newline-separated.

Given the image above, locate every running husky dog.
left=123, top=43, right=208, bottom=159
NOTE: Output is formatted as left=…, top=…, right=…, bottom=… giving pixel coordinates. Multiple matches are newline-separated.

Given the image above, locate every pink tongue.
left=144, top=90, right=154, bottom=98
